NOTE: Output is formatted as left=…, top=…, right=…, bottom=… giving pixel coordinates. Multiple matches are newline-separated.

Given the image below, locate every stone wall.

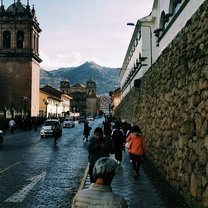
left=0, top=58, right=32, bottom=111
left=115, top=1, right=208, bottom=207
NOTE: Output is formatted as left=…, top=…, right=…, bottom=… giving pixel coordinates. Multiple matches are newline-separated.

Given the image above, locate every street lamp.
left=44, top=99, right=49, bottom=118
left=127, top=22, right=153, bottom=67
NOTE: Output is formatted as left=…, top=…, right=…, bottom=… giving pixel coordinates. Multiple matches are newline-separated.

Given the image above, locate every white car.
left=63, top=118, right=75, bottom=128
left=86, top=116, right=94, bottom=121
left=40, top=119, right=62, bottom=138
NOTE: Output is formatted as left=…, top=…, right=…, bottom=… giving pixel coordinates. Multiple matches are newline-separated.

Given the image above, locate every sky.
left=5, top=0, right=154, bottom=70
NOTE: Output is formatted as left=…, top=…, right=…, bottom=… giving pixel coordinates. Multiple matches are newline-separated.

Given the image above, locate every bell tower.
left=86, top=78, right=97, bottom=116
left=0, top=0, right=42, bottom=117
left=60, top=78, right=70, bottom=95
left=86, top=78, right=96, bottom=96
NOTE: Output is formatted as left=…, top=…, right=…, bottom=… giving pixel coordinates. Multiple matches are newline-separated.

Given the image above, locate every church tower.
left=86, top=78, right=97, bottom=116
left=0, top=0, right=42, bottom=117
left=86, top=78, right=96, bottom=96
left=60, top=78, right=70, bottom=95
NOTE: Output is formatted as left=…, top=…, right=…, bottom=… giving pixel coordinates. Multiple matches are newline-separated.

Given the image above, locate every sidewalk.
left=78, top=150, right=189, bottom=208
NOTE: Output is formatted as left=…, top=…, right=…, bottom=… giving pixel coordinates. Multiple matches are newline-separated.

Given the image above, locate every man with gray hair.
left=72, top=157, right=128, bottom=208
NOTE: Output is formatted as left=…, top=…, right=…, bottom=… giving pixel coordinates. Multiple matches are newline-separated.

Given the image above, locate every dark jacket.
left=111, top=129, right=125, bottom=149
left=88, top=136, right=114, bottom=165
left=83, top=122, right=90, bottom=136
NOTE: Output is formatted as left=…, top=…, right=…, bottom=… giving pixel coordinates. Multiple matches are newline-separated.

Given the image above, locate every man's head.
left=93, top=157, right=117, bottom=185
left=93, top=127, right=103, bottom=140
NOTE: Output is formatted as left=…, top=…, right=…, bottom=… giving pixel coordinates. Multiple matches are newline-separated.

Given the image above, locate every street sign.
left=100, top=96, right=110, bottom=114
left=100, top=96, right=110, bottom=106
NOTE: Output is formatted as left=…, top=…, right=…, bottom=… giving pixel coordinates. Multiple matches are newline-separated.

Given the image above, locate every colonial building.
left=117, top=0, right=207, bottom=207
left=120, top=0, right=205, bottom=99
left=40, top=85, right=72, bottom=118
left=0, top=0, right=42, bottom=118
left=60, top=78, right=98, bottom=116
left=109, top=88, right=121, bottom=115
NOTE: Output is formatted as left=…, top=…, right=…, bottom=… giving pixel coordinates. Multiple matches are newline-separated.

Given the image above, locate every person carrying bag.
left=126, top=125, right=146, bottom=179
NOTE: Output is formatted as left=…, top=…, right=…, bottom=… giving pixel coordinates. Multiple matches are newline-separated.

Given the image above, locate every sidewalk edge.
left=78, top=163, right=89, bottom=191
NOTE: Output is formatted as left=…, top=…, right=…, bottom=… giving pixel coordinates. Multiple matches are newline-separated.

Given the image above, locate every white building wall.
left=139, top=28, right=152, bottom=76
left=120, top=25, right=153, bottom=98
left=120, top=0, right=205, bottom=100
left=158, top=0, right=205, bottom=56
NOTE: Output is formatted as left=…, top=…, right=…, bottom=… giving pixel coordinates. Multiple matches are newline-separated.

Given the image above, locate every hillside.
left=40, top=61, right=120, bottom=95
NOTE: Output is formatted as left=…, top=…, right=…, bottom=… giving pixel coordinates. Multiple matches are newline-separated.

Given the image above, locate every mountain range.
left=40, top=61, right=120, bottom=95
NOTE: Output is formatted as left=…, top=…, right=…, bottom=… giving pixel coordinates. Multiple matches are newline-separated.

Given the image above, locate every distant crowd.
left=0, top=116, right=46, bottom=134
left=72, top=115, right=146, bottom=207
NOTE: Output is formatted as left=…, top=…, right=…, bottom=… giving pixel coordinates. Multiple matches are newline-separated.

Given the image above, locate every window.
left=160, top=11, right=166, bottom=30
left=159, top=11, right=172, bottom=31
left=17, top=31, right=24, bottom=48
left=3, top=31, right=11, bottom=48
left=169, top=0, right=182, bottom=15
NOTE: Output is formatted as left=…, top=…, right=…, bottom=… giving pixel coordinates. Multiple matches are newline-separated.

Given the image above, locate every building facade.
left=40, top=85, right=72, bottom=118
left=0, top=0, right=42, bottom=117
left=120, top=0, right=205, bottom=99
left=117, top=0, right=207, bottom=207
left=60, top=78, right=98, bottom=116
left=109, top=88, right=121, bottom=116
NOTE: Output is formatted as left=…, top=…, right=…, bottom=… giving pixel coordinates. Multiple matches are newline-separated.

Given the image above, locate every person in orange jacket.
left=126, top=125, right=146, bottom=179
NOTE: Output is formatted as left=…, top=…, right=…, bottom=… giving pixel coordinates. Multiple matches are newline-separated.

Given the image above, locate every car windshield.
left=64, top=118, right=72, bottom=121
left=44, top=121, right=57, bottom=126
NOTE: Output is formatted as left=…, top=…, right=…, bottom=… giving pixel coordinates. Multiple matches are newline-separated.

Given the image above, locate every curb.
left=77, top=163, right=89, bottom=191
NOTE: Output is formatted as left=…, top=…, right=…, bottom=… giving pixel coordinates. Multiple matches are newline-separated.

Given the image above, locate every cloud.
left=40, top=49, right=119, bottom=70
left=40, top=50, right=84, bottom=70
left=35, top=0, right=154, bottom=70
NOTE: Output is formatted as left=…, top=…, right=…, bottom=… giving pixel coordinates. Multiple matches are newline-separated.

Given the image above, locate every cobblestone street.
left=0, top=123, right=89, bottom=208
left=0, top=119, right=190, bottom=208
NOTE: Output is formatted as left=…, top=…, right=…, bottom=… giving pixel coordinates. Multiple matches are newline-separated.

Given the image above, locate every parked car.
left=79, top=116, right=86, bottom=124
left=40, top=119, right=62, bottom=138
left=87, top=115, right=94, bottom=121
left=63, top=117, right=75, bottom=128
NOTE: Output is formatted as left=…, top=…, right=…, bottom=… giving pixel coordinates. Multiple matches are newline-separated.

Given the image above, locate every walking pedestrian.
left=9, top=119, right=16, bottom=134
left=72, top=157, right=128, bottom=208
left=82, top=120, right=90, bottom=142
left=87, top=127, right=114, bottom=183
left=126, top=125, right=146, bottom=179
left=103, top=119, right=112, bottom=137
left=111, top=125, right=125, bottom=164
left=52, top=122, right=61, bottom=145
